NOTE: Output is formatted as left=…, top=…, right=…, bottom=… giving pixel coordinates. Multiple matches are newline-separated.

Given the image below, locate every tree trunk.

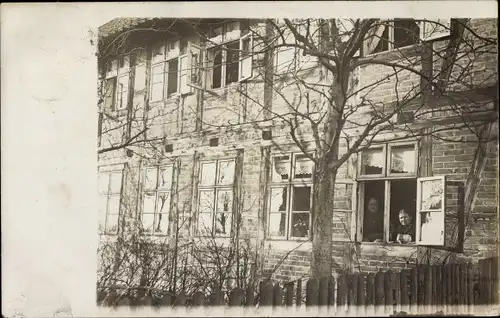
left=311, top=157, right=338, bottom=278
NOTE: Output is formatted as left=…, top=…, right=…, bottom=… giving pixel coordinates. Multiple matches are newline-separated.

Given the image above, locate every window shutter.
left=415, top=175, right=446, bottom=246
left=178, top=54, right=190, bottom=95
left=239, top=33, right=253, bottom=81
left=420, top=19, right=452, bottom=42
left=363, top=24, right=386, bottom=56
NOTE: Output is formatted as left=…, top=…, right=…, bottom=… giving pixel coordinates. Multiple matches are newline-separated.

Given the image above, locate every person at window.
left=363, top=197, right=384, bottom=242
left=390, top=209, right=415, bottom=244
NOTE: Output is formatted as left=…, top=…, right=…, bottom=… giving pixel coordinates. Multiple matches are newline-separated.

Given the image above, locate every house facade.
left=97, top=18, right=498, bottom=286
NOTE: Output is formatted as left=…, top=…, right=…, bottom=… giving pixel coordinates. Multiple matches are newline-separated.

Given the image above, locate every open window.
left=363, top=19, right=421, bottom=56
left=149, top=39, right=183, bottom=101
left=420, top=19, right=452, bottom=42
left=104, top=55, right=130, bottom=111
left=98, top=169, right=123, bottom=235
left=415, top=176, right=446, bottom=246
left=205, top=21, right=254, bottom=89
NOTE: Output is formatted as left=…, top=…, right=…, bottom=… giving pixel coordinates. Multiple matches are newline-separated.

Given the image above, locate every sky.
left=1, top=2, right=497, bottom=317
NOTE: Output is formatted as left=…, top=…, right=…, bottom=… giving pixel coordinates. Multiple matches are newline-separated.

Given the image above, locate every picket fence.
left=98, top=257, right=498, bottom=314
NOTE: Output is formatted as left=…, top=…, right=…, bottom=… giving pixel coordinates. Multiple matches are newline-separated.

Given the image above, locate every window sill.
left=265, top=239, right=312, bottom=252
left=359, top=44, right=422, bottom=63
left=357, top=241, right=418, bottom=257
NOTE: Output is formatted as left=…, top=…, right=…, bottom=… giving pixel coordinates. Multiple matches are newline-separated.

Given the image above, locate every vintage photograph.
left=95, top=17, right=498, bottom=314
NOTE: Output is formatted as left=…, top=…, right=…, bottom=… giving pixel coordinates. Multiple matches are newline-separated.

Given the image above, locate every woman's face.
left=399, top=211, right=411, bottom=226
left=367, top=198, right=379, bottom=213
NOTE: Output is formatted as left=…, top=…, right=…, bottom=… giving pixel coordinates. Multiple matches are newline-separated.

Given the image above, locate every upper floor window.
left=206, top=21, right=253, bottom=89
left=98, top=169, right=123, bottom=235
left=104, top=56, right=130, bottom=111
left=268, top=153, right=314, bottom=240
left=141, top=165, right=174, bottom=235
left=197, top=159, right=236, bottom=237
left=150, top=39, right=182, bottom=101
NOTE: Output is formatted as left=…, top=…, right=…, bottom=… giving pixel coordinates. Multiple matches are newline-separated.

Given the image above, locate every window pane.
left=167, top=59, right=179, bottom=97
left=394, top=19, right=420, bottom=48
left=216, top=190, right=233, bottom=212
left=142, top=213, right=155, bottom=233
left=390, top=145, right=415, bottom=174
left=294, top=155, right=313, bottom=179
left=215, top=212, right=232, bottom=235
left=143, top=192, right=156, bottom=213
left=151, top=82, right=164, bottom=101
left=389, top=180, right=417, bottom=243
left=272, top=155, right=291, bottom=181
left=372, top=25, right=389, bottom=54
left=334, top=184, right=353, bottom=210
left=198, top=213, right=213, bottom=235
left=109, top=172, right=122, bottom=193
left=158, top=166, right=173, bottom=190
left=362, top=181, right=385, bottom=242
left=152, top=43, right=165, bottom=63
left=108, top=196, right=120, bottom=215
left=361, top=148, right=384, bottom=175
left=225, top=41, right=239, bottom=84
left=218, top=160, right=235, bottom=185
left=145, top=168, right=157, bottom=190
left=269, top=213, right=286, bottom=237
left=199, top=190, right=215, bottom=213
left=98, top=195, right=108, bottom=232
left=420, top=179, right=444, bottom=210
left=419, top=212, right=444, bottom=243
left=270, top=187, right=288, bottom=212
left=276, top=47, right=296, bottom=73
left=107, top=214, right=119, bottom=234
left=291, top=213, right=309, bottom=238
left=98, top=173, right=109, bottom=194
left=292, top=186, right=311, bottom=211
left=152, top=64, right=165, bottom=83
left=201, top=162, right=217, bottom=186
left=155, top=213, right=169, bottom=234
left=211, top=48, right=222, bottom=89
left=157, top=192, right=171, bottom=214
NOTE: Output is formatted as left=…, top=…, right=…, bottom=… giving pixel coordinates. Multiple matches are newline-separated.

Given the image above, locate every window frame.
left=415, top=175, right=446, bottom=246
left=149, top=39, right=182, bottom=102
left=267, top=152, right=314, bottom=241
left=98, top=169, right=124, bottom=236
left=205, top=21, right=253, bottom=89
left=104, top=55, right=130, bottom=111
left=140, top=164, right=175, bottom=236
left=363, top=19, right=421, bottom=57
left=196, top=158, right=237, bottom=238
left=356, top=141, right=419, bottom=244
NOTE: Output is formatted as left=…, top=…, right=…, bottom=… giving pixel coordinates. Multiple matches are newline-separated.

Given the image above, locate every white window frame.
left=356, top=142, right=420, bottom=244
left=205, top=21, right=254, bottom=89
left=333, top=180, right=358, bottom=242
left=268, top=152, right=314, bottom=241
left=149, top=39, right=181, bottom=102
left=363, top=19, right=421, bottom=56
left=141, top=164, right=175, bottom=236
left=196, top=158, right=236, bottom=237
left=415, top=176, right=446, bottom=246
left=98, top=169, right=123, bottom=235
left=105, top=55, right=130, bottom=111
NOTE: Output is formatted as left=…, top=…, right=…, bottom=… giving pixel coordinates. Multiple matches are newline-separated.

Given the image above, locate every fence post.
left=391, top=270, right=401, bottom=314
left=366, top=272, right=375, bottom=316
left=337, top=274, right=347, bottom=313
left=260, top=281, right=274, bottom=306
left=485, top=258, right=493, bottom=305
left=409, top=267, right=418, bottom=313
left=158, top=293, right=173, bottom=307
left=328, top=276, right=336, bottom=308
left=384, top=270, right=393, bottom=316
left=459, top=263, right=467, bottom=314
left=492, top=257, right=498, bottom=305
left=245, top=284, right=255, bottom=307
left=400, top=269, right=410, bottom=314
left=375, top=271, right=385, bottom=316
left=230, top=288, right=245, bottom=307
left=273, top=283, right=283, bottom=307
left=306, top=277, right=319, bottom=315
left=174, top=291, right=186, bottom=307
left=318, top=277, right=329, bottom=307
left=417, top=266, right=426, bottom=307
left=192, top=291, right=206, bottom=307
left=285, top=282, right=294, bottom=307
left=296, top=279, right=302, bottom=307
left=349, top=274, right=358, bottom=316
left=358, top=274, right=366, bottom=316
left=445, top=264, right=453, bottom=311
left=424, top=265, right=433, bottom=310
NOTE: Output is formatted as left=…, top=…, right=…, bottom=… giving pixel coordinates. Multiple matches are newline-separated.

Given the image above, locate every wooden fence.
left=98, top=257, right=498, bottom=314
